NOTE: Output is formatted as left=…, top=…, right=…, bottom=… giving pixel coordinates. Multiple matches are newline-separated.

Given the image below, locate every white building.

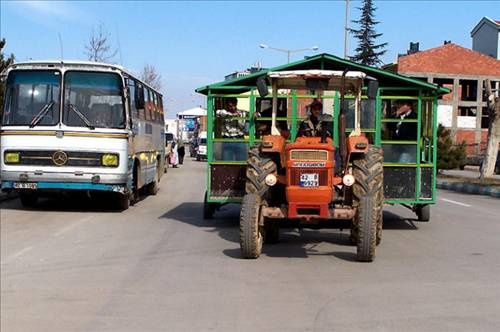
left=471, top=17, right=500, bottom=59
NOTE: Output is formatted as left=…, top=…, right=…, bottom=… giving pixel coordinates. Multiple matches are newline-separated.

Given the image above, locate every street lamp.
left=259, top=43, right=320, bottom=63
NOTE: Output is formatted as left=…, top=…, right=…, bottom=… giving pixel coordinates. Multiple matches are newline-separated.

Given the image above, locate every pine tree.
left=350, top=0, right=387, bottom=67
left=0, top=39, right=15, bottom=118
left=437, top=125, right=466, bottom=170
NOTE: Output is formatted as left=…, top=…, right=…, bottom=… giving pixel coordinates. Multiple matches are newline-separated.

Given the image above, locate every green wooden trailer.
left=196, top=53, right=449, bottom=220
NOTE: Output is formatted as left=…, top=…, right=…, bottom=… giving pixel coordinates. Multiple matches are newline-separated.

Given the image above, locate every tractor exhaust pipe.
left=339, top=69, right=348, bottom=168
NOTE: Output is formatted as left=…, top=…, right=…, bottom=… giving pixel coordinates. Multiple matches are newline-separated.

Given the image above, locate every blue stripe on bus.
left=1, top=181, right=125, bottom=192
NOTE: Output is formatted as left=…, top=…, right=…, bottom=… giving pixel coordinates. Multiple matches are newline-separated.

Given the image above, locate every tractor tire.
left=203, top=191, right=216, bottom=219
left=19, top=191, right=38, bottom=207
left=245, top=146, right=277, bottom=197
left=352, top=145, right=384, bottom=262
left=239, top=193, right=264, bottom=259
left=416, top=204, right=430, bottom=222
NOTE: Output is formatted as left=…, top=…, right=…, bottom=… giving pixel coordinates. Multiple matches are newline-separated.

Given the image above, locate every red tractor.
left=240, top=70, right=383, bottom=262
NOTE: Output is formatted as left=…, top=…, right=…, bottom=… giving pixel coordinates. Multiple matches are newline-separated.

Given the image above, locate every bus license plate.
left=13, top=182, right=38, bottom=190
left=299, top=173, right=319, bottom=187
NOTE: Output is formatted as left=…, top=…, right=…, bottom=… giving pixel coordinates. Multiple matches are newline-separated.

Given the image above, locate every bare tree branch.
left=140, top=64, right=162, bottom=90
left=84, top=23, right=117, bottom=63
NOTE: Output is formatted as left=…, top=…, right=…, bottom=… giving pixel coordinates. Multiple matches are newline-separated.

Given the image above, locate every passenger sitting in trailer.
left=215, top=97, right=248, bottom=161
left=254, top=98, right=289, bottom=138
left=297, top=99, right=332, bottom=137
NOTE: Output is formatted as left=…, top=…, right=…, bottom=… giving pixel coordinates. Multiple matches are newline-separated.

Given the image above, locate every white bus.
left=0, top=61, right=165, bottom=210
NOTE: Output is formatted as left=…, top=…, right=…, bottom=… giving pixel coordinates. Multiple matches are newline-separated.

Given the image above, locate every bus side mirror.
left=256, top=76, right=269, bottom=97
left=135, top=85, right=145, bottom=109
left=366, top=78, right=378, bottom=100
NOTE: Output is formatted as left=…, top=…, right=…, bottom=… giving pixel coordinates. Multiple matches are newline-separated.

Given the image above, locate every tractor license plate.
left=299, top=173, right=319, bottom=187
left=13, top=182, right=38, bottom=190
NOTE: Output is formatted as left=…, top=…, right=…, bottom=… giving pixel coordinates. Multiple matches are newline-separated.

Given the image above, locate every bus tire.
left=147, top=162, right=160, bottom=196
left=19, top=191, right=38, bottom=207
left=240, top=193, right=263, bottom=259
left=116, top=193, right=130, bottom=211
left=352, top=145, right=384, bottom=262
left=246, top=146, right=276, bottom=197
left=130, top=162, right=140, bottom=205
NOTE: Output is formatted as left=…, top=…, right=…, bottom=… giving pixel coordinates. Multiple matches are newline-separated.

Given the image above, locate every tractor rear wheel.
left=245, top=146, right=276, bottom=196
left=352, top=145, right=384, bottom=262
left=239, top=193, right=264, bottom=258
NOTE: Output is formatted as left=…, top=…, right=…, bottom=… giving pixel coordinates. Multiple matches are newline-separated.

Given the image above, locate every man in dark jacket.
left=393, top=101, right=417, bottom=141
left=177, top=143, right=185, bottom=165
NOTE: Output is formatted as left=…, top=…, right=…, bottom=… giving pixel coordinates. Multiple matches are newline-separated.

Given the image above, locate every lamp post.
left=259, top=44, right=319, bottom=63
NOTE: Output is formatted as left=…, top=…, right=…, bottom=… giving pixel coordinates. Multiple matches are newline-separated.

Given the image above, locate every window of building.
left=459, top=79, right=478, bottom=101
left=458, top=106, right=477, bottom=117
left=481, top=107, right=490, bottom=129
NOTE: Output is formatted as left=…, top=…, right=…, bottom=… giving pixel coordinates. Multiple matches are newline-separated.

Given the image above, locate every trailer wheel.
left=415, top=204, right=430, bottom=222
left=203, top=191, right=216, bottom=219
left=19, top=191, right=38, bottom=207
left=246, top=146, right=277, bottom=197
left=352, top=145, right=384, bottom=262
left=240, top=193, right=264, bottom=258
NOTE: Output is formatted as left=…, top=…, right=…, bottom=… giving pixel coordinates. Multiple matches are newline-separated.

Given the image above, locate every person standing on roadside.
left=177, top=142, right=185, bottom=165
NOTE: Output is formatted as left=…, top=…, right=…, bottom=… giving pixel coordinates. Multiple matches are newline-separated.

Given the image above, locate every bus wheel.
left=147, top=162, right=160, bottom=196
left=116, top=193, right=130, bottom=211
left=20, top=191, right=38, bottom=207
left=130, top=163, right=139, bottom=205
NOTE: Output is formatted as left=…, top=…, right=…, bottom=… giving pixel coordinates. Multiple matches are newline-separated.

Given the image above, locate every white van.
left=196, top=131, right=207, bottom=161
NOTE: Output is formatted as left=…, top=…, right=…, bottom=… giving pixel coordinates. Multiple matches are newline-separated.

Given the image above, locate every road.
left=1, top=158, right=500, bottom=332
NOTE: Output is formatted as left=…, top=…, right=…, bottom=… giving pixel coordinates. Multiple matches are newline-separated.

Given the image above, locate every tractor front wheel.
left=352, top=146, right=384, bottom=262
left=239, top=193, right=264, bottom=258
left=246, top=146, right=277, bottom=197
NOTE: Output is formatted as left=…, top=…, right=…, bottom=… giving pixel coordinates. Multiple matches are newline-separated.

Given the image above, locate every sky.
left=1, top=0, right=499, bottom=117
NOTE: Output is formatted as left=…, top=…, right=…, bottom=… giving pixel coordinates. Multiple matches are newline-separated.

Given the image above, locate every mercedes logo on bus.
left=52, top=151, right=68, bottom=166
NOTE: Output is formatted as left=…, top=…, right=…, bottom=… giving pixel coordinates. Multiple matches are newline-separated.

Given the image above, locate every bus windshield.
left=63, top=71, right=125, bottom=129
left=2, top=70, right=61, bottom=126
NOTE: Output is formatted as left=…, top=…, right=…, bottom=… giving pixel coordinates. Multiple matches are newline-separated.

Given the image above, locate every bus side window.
left=153, top=93, right=158, bottom=122
left=145, top=89, right=152, bottom=121
left=128, top=80, right=139, bottom=120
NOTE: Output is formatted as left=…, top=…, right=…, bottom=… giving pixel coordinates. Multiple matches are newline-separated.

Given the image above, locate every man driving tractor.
left=297, top=99, right=332, bottom=138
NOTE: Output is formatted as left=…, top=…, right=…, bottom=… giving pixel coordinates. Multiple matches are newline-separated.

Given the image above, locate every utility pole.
left=344, top=0, right=350, bottom=59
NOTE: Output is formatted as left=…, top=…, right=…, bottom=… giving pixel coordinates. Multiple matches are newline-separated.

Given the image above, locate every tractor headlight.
left=265, top=174, right=277, bottom=186
left=102, top=154, right=119, bottom=167
left=343, top=174, right=355, bottom=186
left=4, top=152, right=20, bottom=164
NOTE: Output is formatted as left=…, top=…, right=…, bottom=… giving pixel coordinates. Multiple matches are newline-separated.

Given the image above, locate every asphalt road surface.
left=1, top=158, right=500, bottom=332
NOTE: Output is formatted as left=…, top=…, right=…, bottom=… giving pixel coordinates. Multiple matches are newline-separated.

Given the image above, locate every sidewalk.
left=437, top=166, right=500, bottom=198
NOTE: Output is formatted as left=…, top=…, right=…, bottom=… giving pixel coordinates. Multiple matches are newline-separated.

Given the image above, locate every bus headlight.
left=4, top=152, right=20, bottom=164
left=102, top=154, right=119, bottom=167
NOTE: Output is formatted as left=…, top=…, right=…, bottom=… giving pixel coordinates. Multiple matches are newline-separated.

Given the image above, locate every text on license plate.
left=299, top=173, right=319, bottom=187
left=13, top=182, right=38, bottom=190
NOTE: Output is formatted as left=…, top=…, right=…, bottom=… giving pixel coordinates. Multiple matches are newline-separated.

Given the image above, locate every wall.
left=472, top=23, right=499, bottom=59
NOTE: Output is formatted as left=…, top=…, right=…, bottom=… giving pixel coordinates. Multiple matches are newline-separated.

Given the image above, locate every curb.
left=437, top=180, right=500, bottom=199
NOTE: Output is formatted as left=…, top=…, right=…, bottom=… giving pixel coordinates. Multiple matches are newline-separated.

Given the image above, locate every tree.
left=0, top=39, right=15, bottom=118
left=437, top=124, right=466, bottom=171
left=84, top=23, right=117, bottom=63
left=140, top=64, right=162, bottom=90
left=480, top=80, right=500, bottom=179
left=350, top=0, right=387, bottom=67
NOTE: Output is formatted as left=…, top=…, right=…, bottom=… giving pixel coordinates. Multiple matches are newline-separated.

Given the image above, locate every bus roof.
left=3, top=60, right=162, bottom=96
